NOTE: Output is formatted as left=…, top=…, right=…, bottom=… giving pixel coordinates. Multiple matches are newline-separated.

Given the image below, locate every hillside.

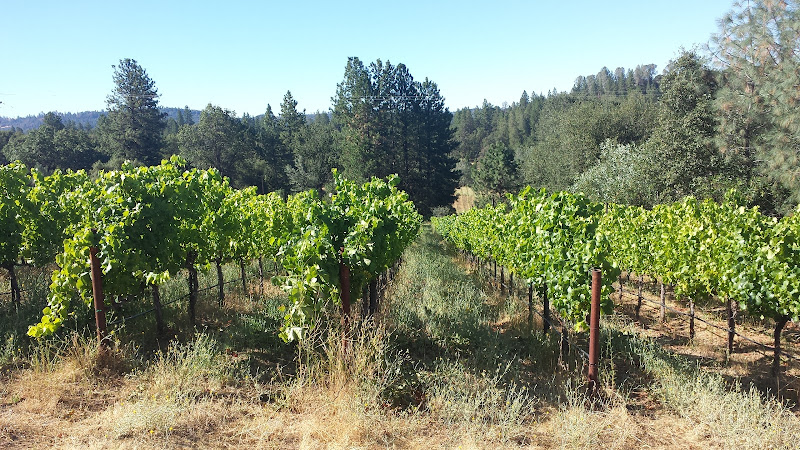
left=0, top=108, right=203, bottom=132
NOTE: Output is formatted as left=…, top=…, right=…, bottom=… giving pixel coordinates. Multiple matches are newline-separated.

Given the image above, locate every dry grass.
left=5, top=241, right=800, bottom=448
left=0, top=325, right=768, bottom=449
left=453, top=186, right=476, bottom=213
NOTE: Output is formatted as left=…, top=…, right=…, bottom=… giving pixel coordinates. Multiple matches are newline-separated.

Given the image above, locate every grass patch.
left=5, top=228, right=800, bottom=448
left=608, top=314, right=800, bottom=449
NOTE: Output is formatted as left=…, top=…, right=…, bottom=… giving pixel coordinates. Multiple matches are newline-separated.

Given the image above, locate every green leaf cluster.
left=433, top=187, right=620, bottom=330
left=275, top=169, right=421, bottom=341
left=600, top=193, right=800, bottom=323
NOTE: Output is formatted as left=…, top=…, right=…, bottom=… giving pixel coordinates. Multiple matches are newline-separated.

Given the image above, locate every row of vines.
left=433, top=188, right=800, bottom=376
left=602, top=193, right=800, bottom=375
left=0, top=157, right=421, bottom=341
left=432, top=187, right=620, bottom=330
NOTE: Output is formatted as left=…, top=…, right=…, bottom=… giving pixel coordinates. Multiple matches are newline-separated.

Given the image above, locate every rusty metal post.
left=689, top=300, right=695, bottom=340
left=659, top=282, right=666, bottom=323
left=588, top=269, right=601, bottom=393
left=89, top=242, right=109, bottom=348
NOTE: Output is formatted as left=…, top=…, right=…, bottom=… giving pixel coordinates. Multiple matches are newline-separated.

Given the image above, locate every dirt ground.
left=613, top=274, right=800, bottom=407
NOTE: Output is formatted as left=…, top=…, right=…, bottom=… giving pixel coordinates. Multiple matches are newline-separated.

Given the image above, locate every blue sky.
left=1, top=0, right=737, bottom=118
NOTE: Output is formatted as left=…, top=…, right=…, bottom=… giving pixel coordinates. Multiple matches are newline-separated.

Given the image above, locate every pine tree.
left=286, top=113, right=336, bottom=192
left=472, top=141, right=518, bottom=205
left=183, top=106, right=195, bottom=126
left=333, top=57, right=376, bottom=181
left=97, top=59, right=166, bottom=165
left=332, top=58, right=457, bottom=215
left=710, top=0, right=800, bottom=206
left=279, top=90, right=306, bottom=150
left=256, top=104, right=291, bottom=193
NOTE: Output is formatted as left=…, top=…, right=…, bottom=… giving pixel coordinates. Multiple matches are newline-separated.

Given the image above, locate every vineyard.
left=433, top=188, right=800, bottom=381
left=3, top=161, right=800, bottom=447
left=1, top=157, right=420, bottom=342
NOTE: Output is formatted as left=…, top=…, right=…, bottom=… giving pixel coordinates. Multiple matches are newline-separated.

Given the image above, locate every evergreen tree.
left=183, top=106, right=195, bottom=126
left=332, top=57, right=457, bottom=215
left=96, top=58, right=166, bottom=166
left=2, top=112, right=100, bottom=171
left=286, top=112, right=336, bottom=192
left=710, top=0, right=800, bottom=207
left=409, top=78, right=458, bottom=215
left=279, top=90, right=306, bottom=150
left=177, top=104, right=257, bottom=188
left=255, top=104, right=291, bottom=193
left=333, top=57, right=376, bottom=180
left=472, top=141, right=518, bottom=205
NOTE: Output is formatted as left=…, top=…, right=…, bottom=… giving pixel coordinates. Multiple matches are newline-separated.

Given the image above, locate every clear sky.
left=1, top=0, right=737, bottom=119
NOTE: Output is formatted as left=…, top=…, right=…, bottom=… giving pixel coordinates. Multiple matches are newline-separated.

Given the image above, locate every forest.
left=1, top=1, right=799, bottom=218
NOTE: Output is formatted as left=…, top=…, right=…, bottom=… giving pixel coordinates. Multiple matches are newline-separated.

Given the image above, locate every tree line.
left=459, top=1, right=800, bottom=216
left=0, top=57, right=455, bottom=217
left=3, top=1, right=799, bottom=217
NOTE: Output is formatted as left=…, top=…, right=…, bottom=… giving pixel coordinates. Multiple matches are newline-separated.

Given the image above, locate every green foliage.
left=275, top=170, right=422, bottom=341
left=516, top=91, right=657, bottom=192
left=23, top=168, right=91, bottom=265
left=3, top=156, right=419, bottom=342
left=254, top=104, right=292, bottom=194
left=27, top=156, right=230, bottom=337
left=285, top=113, right=337, bottom=192
left=278, top=90, right=306, bottom=148
left=572, top=64, right=660, bottom=96
left=572, top=139, right=655, bottom=206
left=177, top=104, right=259, bottom=189
left=0, top=162, right=32, bottom=269
left=711, top=0, right=800, bottom=206
left=472, top=142, right=519, bottom=204
left=644, top=51, right=720, bottom=203
left=433, top=187, right=619, bottom=329
left=2, top=113, right=100, bottom=172
left=599, top=193, right=800, bottom=325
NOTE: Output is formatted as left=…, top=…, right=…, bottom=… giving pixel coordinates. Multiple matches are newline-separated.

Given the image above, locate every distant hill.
left=0, top=108, right=204, bottom=132
left=1, top=108, right=326, bottom=132
left=0, top=111, right=104, bottom=131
